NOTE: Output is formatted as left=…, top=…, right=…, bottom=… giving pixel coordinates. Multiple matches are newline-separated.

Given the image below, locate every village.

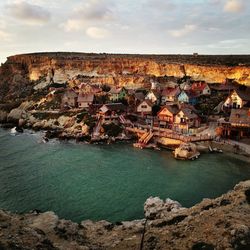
left=16, top=75, right=250, bottom=160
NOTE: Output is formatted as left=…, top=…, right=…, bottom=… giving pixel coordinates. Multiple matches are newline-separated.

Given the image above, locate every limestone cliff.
left=0, top=180, right=250, bottom=250
left=0, top=52, right=250, bottom=103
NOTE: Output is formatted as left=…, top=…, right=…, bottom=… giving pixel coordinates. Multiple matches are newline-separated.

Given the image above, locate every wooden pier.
left=126, top=125, right=214, bottom=143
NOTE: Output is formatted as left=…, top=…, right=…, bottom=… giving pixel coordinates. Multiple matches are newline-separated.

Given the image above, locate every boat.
left=209, top=145, right=223, bottom=153
left=173, top=143, right=200, bottom=160
left=10, top=126, right=23, bottom=135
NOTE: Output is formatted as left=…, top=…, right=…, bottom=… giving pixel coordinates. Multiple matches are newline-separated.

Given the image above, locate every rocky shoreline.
left=0, top=180, right=250, bottom=250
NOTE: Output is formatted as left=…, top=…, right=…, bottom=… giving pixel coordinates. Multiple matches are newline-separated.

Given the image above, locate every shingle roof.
left=161, top=87, right=180, bottom=97
left=234, top=89, right=250, bottom=102
left=159, top=105, right=179, bottom=115
left=179, top=108, right=199, bottom=119
left=229, top=108, right=250, bottom=125
left=77, top=94, right=94, bottom=103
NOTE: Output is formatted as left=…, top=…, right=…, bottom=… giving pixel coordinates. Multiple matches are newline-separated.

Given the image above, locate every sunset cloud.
left=224, top=0, right=244, bottom=13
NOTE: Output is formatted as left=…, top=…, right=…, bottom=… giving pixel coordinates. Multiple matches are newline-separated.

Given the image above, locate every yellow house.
left=174, top=108, right=200, bottom=133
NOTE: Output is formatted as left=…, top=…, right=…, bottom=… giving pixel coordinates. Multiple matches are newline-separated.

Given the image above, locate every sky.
left=0, top=0, right=249, bottom=63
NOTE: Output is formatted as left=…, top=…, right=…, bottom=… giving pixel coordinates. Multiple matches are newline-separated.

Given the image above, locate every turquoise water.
left=0, top=128, right=250, bottom=223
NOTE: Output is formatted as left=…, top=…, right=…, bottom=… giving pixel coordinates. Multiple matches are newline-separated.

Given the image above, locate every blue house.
left=177, top=90, right=198, bottom=105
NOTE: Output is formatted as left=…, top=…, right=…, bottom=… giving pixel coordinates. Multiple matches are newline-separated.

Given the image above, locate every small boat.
left=173, top=143, right=200, bottom=160
left=10, top=126, right=23, bottom=135
left=209, top=145, right=223, bottom=153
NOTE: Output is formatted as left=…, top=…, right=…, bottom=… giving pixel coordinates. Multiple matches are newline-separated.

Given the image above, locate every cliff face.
left=0, top=180, right=249, bottom=250
left=0, top=52, right=250, bottom=102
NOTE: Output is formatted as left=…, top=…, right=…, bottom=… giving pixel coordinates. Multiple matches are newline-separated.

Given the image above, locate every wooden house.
left=99, top=103, right=126, bottom=122
left=157, top=105, right=179, bottom=128
left=191, top=82, right=211, bottom=96
left=223, top=89, right=250, bottom=110
left=137, top=100, right=154, bottom=116
left=61, top=89, right=78, bottom=108
left=109, top=87, right=128, bottom=101
left=177, top=90, right=198, bottom=105
left=174, top=108, right=200, bottom=133
left=145, top=90, right=160, bottom=104
left=161, top=87, right=180, bottom=104
left=79, top=83, right=102, bottom=95
left=77, top=94, right=94, bottom=109
left=221, top=108, right=250, bottom=139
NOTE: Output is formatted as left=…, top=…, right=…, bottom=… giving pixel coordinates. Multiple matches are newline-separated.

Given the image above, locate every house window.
left=141, top=105, right=147, bottom=109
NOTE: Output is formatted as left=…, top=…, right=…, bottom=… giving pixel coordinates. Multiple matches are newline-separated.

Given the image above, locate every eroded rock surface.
left=0, top=180, right=250, bottom=249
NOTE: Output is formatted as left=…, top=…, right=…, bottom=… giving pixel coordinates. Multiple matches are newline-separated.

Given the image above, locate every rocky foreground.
left=0, top=181, right=250, bottom=250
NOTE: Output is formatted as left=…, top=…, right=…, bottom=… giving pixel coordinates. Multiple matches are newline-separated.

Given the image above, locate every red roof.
left=161, top=87, right=180, bottom=97
left=191, top=82, right=208, bottom=92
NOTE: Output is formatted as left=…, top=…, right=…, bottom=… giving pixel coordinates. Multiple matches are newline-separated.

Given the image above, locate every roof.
left=162, top=87, right=180, bottom=97
left=109, top=87, right=126, bottom=94
left=229, top=108, right=250, bottom=125
left=158, top=105, right=179, bottom=115
left=102, top=103, right=126, bottom=111
left=234, top=89, right=250, bottom=102
left=140, top=99, right=154, bottom=107
left=134, top=92, right=145, bottom=101
left=77, top=94, right=94, bottom=103
left=178, top=108, right=199, bottom=119
left=146, top=89, right=160, bottom=98
left=191, top=82, right=209, bottom=92
left=63, top=89, right=77, bottom=98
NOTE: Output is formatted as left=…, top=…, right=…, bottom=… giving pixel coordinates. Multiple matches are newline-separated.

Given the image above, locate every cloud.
left=86, top=26, right=109, bottom=39
left=6, top=1, right=51, bottom=25
left=62, top=19, right=84, bottom=32
left=62, top=0, right=114, bottom=32
left=169, top=24, right=197, bottom=38
left=146, top=0, right=175, bottom=10
left=0, top=30, right=12, bottom=41
left=224, top=0, right=244, bottom=13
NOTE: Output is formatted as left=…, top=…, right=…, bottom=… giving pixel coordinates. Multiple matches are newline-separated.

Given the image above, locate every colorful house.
left=177, top=90, right=198, bottom=105
left=161, top=87, right=180, bottom=104
left=221, top=108, right=250, bottom=139
left=174, top=108, right=200, bottom=133
left=137, top=100, right=154, bottom=116
left=109, top=87, right=128, bottom=101
left=145, top=90, right=160, bottom=104
left=191, top=82, right=211, bottom=96
left=223, top=89, right=250, bottom=109
left=157, top=105, right=179, bottom=128
left=99, top=103, right=126, bottom=122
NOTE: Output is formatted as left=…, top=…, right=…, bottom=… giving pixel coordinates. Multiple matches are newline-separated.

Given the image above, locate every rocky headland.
left=0, top=180, right=250, bottom=250
left=1, top=53, right=250, bottom=103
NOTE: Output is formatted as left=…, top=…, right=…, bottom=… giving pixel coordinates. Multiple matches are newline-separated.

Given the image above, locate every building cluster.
left=59, top=79, right=250, bottom=140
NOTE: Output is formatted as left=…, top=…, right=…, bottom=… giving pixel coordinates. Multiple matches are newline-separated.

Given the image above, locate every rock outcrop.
left=0, top=180, right=250, bottom=250
left=0, top=52, right=250, bottom=103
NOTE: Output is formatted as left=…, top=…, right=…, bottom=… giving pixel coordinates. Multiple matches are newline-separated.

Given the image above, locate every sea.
left=0, top=128, right=250, bottom=222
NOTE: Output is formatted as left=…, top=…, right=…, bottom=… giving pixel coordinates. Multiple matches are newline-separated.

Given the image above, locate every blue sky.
left=0, top=0, right=249, bottom=63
